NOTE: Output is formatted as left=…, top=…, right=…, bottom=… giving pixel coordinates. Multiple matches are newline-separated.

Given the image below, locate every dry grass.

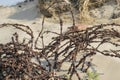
left=79, top=0, right=95, bottom=24
left=37, top=0, right=120, bottom=24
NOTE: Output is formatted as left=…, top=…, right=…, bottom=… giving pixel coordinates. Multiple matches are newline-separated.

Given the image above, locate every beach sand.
left=0, top=1, right=120, bottom=80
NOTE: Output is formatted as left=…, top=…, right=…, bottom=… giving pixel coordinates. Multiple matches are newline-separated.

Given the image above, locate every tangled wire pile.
left=0, top=23, right=54, bottom=80
left=0, top=0, right=120, bottom=80
left=0, top=23, right=120, bottom=80
left=40, top=23, right=120, bottom=80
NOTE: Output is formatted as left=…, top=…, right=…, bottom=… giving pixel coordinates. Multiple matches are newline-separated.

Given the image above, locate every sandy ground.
left=0, top=1, right=120, bottom=80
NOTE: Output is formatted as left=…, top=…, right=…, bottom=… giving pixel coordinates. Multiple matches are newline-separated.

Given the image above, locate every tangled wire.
left=39, top=23, right=120, bottom=80
left=0, top=23, right=120, bottom=80
left=0, top=0, right=120, bottom=80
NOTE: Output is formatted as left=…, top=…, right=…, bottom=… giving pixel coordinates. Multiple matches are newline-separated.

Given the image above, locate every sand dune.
left=9, top=0, right=39, bottom=20
left=0, top=1, right=120, bottom=80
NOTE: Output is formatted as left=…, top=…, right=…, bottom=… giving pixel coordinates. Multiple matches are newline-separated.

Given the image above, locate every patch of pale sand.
left=8, top=3, right=39, bottom=20
left=0, top=7, right=16, bottom=19
left=92, top=54, right=120, bottom=80
left=0, top=18, right=71, bottom=44
left=111, top=18, right=120, bottom=24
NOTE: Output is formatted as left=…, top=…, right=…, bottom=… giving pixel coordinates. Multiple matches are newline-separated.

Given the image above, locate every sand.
left=0, top=1, right=120, bottom=80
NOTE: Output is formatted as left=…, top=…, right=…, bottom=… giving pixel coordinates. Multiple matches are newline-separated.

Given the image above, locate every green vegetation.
left=86, top=71, right=99, bottom=80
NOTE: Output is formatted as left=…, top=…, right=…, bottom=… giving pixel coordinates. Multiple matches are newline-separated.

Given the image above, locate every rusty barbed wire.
left=0, top=0, right=120, bottom=80
left=39, top=23, right=120, bottom=80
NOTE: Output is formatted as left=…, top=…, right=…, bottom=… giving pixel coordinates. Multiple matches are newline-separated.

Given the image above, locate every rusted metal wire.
left=40, top=23, right=120, bottom=80
left=0, top=1, right=120, bottom=80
